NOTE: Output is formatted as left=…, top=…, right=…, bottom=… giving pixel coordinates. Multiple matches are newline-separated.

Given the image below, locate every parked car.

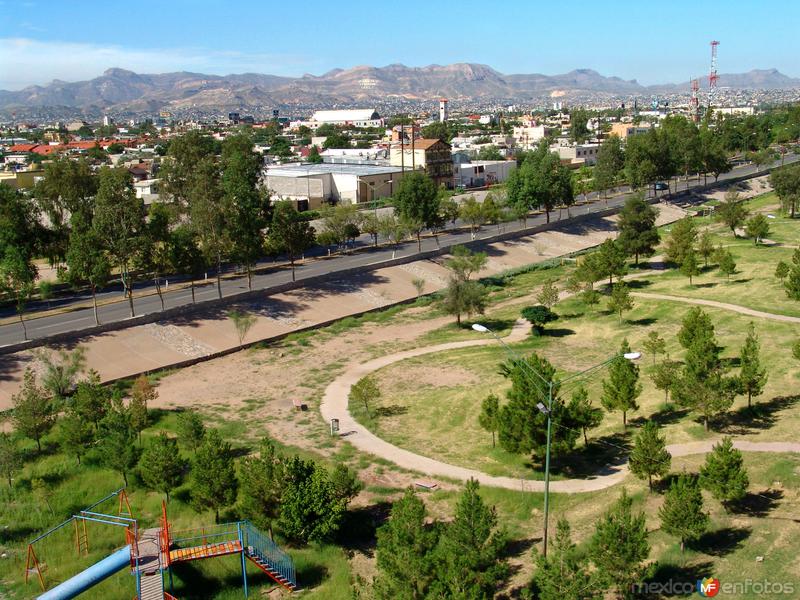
left=654, top=181, right=669, bottom=191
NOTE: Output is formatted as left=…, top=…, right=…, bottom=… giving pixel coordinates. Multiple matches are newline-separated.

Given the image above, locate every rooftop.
left=310, top=109, right=380, bottom=123
left=265, top=163, right=402, bottom=177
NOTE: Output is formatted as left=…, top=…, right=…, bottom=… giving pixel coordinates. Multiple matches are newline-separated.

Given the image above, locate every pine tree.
left=628, top=421, right=671, bottom=490
left=536, top=279, right=560, bottom=309
left=745, top=214, right=770, bottom=245
left=596, top=238, right=627, bottom=286
left=139, top=432, right=185, bottom=501
left=533, top=518, right=596, bottom=600
left=650, top=359, right=680, bottom=403
left=98, top=396, right=140, bottom=486
left=616, top=193, right=660, bottom=264
left=72, top=370, right=110, bottom=432
left=375, top=487, right=438, bottom=599
left=11, top=369, right=55, bottom=452
left=680, top=248, right=700, bottom=284
left=785, top=248, right=800, bottom=300
left=350, top=376, right=380, bottom=420
left=567, top=386, right=602, bottom=446
left=607, top=282, right=634, bottom=324
left=699, top=437, right=749, bottom=510
left=775, top=260, right=790, bottom=283
left=191, top=429, right=238, bottom=523
left=129, top=374, right=156, bottom=444
left=478, top=394, right=500, bottom=448
left=664, top=216, right=697, bottom=266
left=59, top=406, right=94, bottom=465
left=717, top=249, right=737, bottom=280
left=432, top=479, right=508, bottom=598
left=239, top=437, right=285, bottom=537
left=589, top=489, right=650, bottom=596
left=177, top=411, right=206, bottom=453
left=739, top=322, right=767, bottom=408
left=678, top=307, right=715, bottom=350
left=697, top=230, right=715, bottom=267
left=659, top=473, right=709, bottom=552
left=642, top=331, right=666, bottom=366
left=601, top=340, right=642, bottom=427
left=0, top=432, right=22, bottom=488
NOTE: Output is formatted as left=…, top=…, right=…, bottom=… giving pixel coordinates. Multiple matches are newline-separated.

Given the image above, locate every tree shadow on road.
left=550, top=431, right=631, bottom=478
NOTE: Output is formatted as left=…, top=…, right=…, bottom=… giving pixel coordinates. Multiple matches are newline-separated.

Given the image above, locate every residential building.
left=264, top=163, right=406, bottom=210
left=553, top=143, right=600, bottom=166
left=512, top=124, right=548, bottom=149
left=608, top=122, right=651, bottom=139
left=306, top=109, right=384, bottom=129
left=389, top=138, right=453, bottom=188
left=453, top=160, right=514, bottom=189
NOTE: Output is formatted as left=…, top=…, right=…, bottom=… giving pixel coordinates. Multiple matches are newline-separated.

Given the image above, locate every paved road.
left=319, top=318, right=800, bottom=493
left=2, top=154, right=796, bottom=347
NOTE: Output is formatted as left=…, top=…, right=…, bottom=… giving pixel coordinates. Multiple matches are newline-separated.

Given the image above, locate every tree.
left=11, top=369, right=55, bottom=452
left=659, top=474, right=709, bottom=552
left=129, top=375, right=156, bottom=443
left=479, top=394, right=500, bottom=447
left=567, top=386, right=602, bottom=447
left=596, top=239, right=627, bottom=286
left=536, top=279, right=560, bottom=309
left=459, top=196, right=484, bottom=240
left=378, top=214, right=407, bottom=259
left=64, top=226, right=111, bottom=325
left=307, top=145, right=323, bottom=163
left=651, top=359, right=680, bottom=403
left=239, top=436, right=285, bottom=537
left=1, top=247, right=36, bottom=340
left=375, top=487, right=438, bottom=599
left=189, top=156, right=229, bottom=300
left=59, top=406, right=94, bottom=465
left=432, top=479, right=508, bottom=599
left=177, top=411, right=206, bottom=453
left=394, top=172, right=441, bottom=251
left=699, top=437, right=749, bottom=510
left=521, top=305, right=558, bottom=335
left=717, top=249, right=737, bottom=280
left=628, top=421, right=671, bottom=490
left=136, top=202, right=175, bottom=311
left=770, top=163, right=800, bottom=218
left=600, top=340, right=642, bottom=427
left=786, top=248, right=800, bottom=300
left=228, top=309, right=257, bottom=347
left=168, top=225, right=204, bottom=303
left=279, top=456, right=348, bottom=543
left=680, top=248, right=700, bottom=284
left=330, top=463, right=363, bottom=508
left=664, top=216, right=697, bottom=267
left=442, top=278, right=488, bottom=326
left=72, top=370, right=111, bottom=431
left=569, top=108, right=591, bottom=143
left=792, top=339, right=800, bottom=361
left=616, top=194, right=659, bottom=264
left=593, top=135, right=625, bottom=198
left=643, top=331, right=666, bottom=366
left=498, top=353, right=578, bottom=460
left=33, top=346, right=86, bottom=401
left=350, top=375, right=380, bottom=419
left=775, top=260, right=790, bottom=283
left=359, top=211, right=381, bottom=248
left=0, top=432, right=22, bottom=489
left=139, top=433, right=186, bottom=501
left=588, top=489, right=650, bottom=597
left=412, top=277, right=426, bottom=296
left=421, top=120, right=454, bottom=142
left=745, top=214, right=770, bottom=245
left=716, top=190, right=749, bottom=236
left=92, top=167, right=145, bottom=317
left=98, top=396, right=140, bottom=486
left=738, top=322, right=767, bottom=408
left=481, top=193, right=502, bottom=230
left=191, top=429, right=238, bottom=523
left=607, top=282, right=634, bottom=324
left=533, top=518, right=595, bottom=600
left=697, top=230, right=715, bottom=267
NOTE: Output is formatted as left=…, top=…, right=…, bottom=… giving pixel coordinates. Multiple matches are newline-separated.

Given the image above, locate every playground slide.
left=38, top=545, right=132, bottom=600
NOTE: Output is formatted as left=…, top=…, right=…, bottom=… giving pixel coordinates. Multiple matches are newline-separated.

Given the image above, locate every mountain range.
left=2, top=64, right=798, bottom=115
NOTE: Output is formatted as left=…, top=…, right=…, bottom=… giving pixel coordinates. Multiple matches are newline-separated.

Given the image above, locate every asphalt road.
left=1, top=154, right=796, bottom=347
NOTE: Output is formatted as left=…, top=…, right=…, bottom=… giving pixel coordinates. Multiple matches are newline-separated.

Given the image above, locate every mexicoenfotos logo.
left=697, top=577, right=721, bottom=597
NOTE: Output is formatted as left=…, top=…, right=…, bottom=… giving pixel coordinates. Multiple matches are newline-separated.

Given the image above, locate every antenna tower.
left=690, top=78, right=700, bottom=122
left=708, top=40, right=720, bottom=108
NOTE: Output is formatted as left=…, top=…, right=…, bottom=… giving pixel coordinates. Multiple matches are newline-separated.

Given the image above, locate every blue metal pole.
left=238, top=523, right=248, bottom=598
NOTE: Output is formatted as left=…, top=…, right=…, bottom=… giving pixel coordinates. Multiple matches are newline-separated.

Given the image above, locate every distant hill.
left=1, top=64, right=798, bottom=114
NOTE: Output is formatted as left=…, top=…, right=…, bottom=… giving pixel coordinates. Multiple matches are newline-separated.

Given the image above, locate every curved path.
left=320, top=318, right=800, bottom=493
left=631, top=292, right=800, bottom=324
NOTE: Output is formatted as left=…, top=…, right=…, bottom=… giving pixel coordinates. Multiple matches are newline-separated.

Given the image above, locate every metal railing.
left=240, top=521, right=296, bottom=588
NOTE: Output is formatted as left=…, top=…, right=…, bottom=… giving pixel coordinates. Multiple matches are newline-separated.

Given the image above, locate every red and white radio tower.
left=708, top=40, right=720, bottom=107
left=690, top=78, right=700, bottom=122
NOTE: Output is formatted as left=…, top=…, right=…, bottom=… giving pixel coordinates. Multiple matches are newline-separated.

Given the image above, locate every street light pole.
left=472, top=322, right=640, bottom=558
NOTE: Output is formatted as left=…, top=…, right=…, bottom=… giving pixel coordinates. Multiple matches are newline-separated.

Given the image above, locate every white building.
left=264, top=163, right=405, bottom=209
left=454, top=160, right=515, bottom=189
left=512, top=124, right=548, bottom=149
left=305, top=109, right=384, bottom=129
left=439, top=99, right=449, bottom=122
left=553, top=143, right=600, bottom=166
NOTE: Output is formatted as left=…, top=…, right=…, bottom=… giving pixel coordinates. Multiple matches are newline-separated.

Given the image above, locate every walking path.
left=319, top=318, right=800, bottom=494
left=631, top=292, right=800, bottom=324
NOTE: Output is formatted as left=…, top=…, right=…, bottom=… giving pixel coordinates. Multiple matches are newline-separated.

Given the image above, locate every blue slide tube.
left=38, top=545, right=132, bottom=600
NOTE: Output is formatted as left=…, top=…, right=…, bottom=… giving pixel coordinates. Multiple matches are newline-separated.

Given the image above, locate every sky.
left=1, top=0, right=798, bottom=90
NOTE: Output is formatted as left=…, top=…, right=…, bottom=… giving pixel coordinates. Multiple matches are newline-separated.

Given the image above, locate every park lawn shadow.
left=626, top=278, right=653, bottom=289
left=628, top=317, right=658, bottom=326
left=463, top=317, right=516, bottom=333
left=374, top=404, right=408, bottom=417
left=717, top=395, right=800, bottom=434
left=646, top=560, right=715, bottom=596
left=631, top=404, right=689, bottom=429
left=732, top=489, right=784, bottom=518
left=337, top=501, right=393, bottom=553
left=542, top=327, right=575, bottom=338
left=689, top=526, right=751, bottom=556
left=694, top=282, right=718, bottom=289
left=550, top=431, right=631, bottom=478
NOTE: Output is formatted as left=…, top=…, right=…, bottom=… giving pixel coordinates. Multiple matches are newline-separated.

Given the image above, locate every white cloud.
left=0, top=38, right=319, bottom=90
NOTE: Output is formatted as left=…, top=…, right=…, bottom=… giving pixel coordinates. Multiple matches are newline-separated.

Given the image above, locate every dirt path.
left=320, top=321, right=800, bottom=494
left=631, top=292, right=800, bottom=324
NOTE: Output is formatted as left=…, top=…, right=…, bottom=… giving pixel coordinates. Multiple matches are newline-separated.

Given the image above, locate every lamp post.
left=472, top=322, right=640, bottom=558
left=362, top=178, right=394, bottom=218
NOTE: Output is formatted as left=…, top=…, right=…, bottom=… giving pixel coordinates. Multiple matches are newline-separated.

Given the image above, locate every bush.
left=521, top=305, right=557, bottom=335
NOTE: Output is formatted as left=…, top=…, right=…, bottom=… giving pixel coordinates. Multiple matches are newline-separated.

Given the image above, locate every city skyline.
left=1, top=0, right=798, bottom=90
